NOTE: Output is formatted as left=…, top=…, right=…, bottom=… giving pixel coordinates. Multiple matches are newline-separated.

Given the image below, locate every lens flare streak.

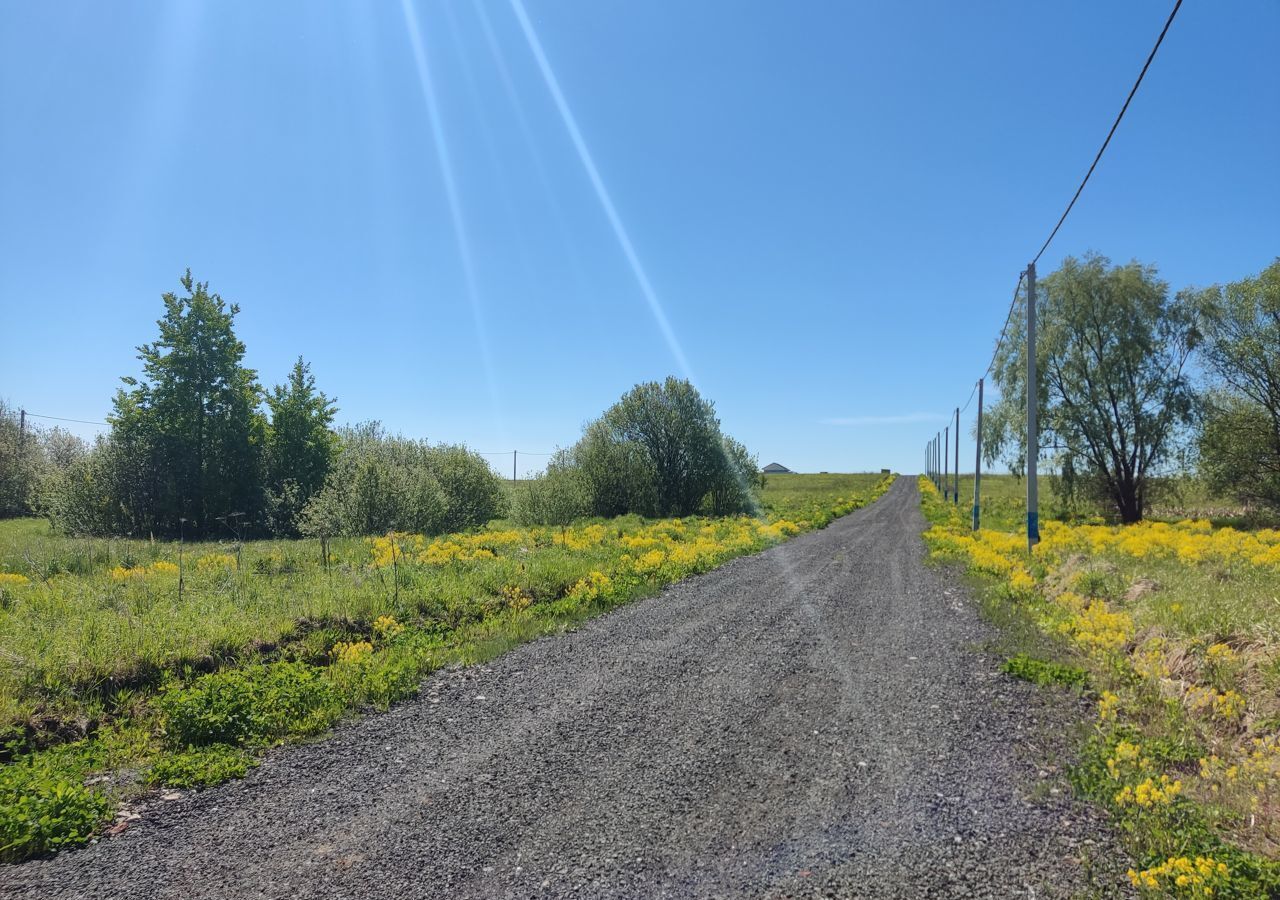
left=507, top=0, right=695, bottom=384
left=399, top=0, right=506, bottom=437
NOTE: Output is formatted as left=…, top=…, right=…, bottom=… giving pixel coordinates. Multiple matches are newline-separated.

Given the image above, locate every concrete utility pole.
left=973, top=378, right=984, bottom=531
left=15, top=409, right=24, bottom=473
left=953, top=406, right=960, bottom=506
left=943, top=426, right=949, bottom=501
left=513, top=450, right=517, bottom=485
left=1026, top=262, right=1040, bottom=551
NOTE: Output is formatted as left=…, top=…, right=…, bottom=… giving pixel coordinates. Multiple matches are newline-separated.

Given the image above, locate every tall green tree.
left=264, top=357, right=337, bottom=535
left=531, top=377, right=759, bottom=521
left=605, top=378, right=729, bottom=517
left=0, top=400, right=40, bottom=517
left=983, top=253, right=1198, bottom=523
left=111, top=271, right=265, bottom=536
left=1195, top=259, right=1280, bottom=509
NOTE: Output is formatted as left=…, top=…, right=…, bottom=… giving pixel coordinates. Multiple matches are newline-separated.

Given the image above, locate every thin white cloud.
left=821, top=413, right=950, bottom=426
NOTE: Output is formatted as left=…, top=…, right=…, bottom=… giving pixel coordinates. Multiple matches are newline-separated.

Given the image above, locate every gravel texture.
left=1, top=478, right=1130, bottom=898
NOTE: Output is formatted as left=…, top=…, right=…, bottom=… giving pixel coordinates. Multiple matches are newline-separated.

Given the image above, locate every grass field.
left=938, top=472, right=1268, bottom=534
left=0, top=472, right=891, bottom=863
left=920, top=477, right=1280, bottom=896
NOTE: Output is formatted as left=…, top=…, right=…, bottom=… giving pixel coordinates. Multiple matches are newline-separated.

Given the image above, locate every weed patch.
left=920, top=475, right=1280, bottom=896
left=1001, top=654, right=1088, bottom=688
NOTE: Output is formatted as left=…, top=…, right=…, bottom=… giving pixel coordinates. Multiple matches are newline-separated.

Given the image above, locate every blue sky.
left=1, top=1, right=1277, bottom=475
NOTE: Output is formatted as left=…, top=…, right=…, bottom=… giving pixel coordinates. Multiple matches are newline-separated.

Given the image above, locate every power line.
left=23, top=412, right=109, bottom=427
left=959, top=379, right=979, bottom=416
left=1031, top=0, right=1183, bottom=265
left=20, top=412, right=556, bottom=456
left=929, top=0, right=1182, bottom=522
left=984, top=271, right=1027, bottom=380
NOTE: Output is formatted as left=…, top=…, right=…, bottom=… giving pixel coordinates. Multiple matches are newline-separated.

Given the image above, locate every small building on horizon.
left=761, top=462, right=793, bottom=475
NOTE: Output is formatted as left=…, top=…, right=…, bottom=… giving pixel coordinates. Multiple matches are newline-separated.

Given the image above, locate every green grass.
left=920, top=478, right=1280, bottom=893
left=1000, top=653, right=1089, bottom=688
left=934, top=472, right=1270, bottom=532
left=0, top=472, right=893, bottom=862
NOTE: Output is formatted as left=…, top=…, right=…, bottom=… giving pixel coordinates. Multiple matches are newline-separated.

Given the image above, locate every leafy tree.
left=264, top=357, right=338, bottom=535
left=569, top=420, right=658, bottom=518
left=111, top=271, right=265, bottom=537
left=983, top=253, right=1198, bottom=523
left=706, top=435, right=763, bottom=516
left=512, top=459, right=591, bottom=528
left=1195, top=259, right=1280, bottom=509
left=39, top=437, right=118, bottom=535
left=299, top=424, right=505, bottom=537
left=0, top=400, right=40, bottom=517
left=424, top=444, right=508, bottom=533
left=536, top=378, right=759, bottom=521
left=607, top=379, right=724, bottom=516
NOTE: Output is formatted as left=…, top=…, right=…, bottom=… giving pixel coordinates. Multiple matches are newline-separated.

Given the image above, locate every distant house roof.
left=761, top=462, right=792, bottom=474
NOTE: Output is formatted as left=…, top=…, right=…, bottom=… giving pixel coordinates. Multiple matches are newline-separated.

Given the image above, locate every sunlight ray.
left=399, top=0, right=507, bottom=441
left=507, top=0, right=696, bottom=384
left=470, top=0, right=591, bottom=292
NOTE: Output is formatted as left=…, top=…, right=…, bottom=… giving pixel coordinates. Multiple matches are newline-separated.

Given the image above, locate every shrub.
left=146, top=744, right=254, bottom=788
left=513, top=463, right=591, bottom=527
left=159, top=670, right=258, bottom=747
left=426, top=444, right=508, bottom=532
left=159, top=662, right=342, bottom=748
left=299, top=424, right=504, bottom=537
left=0, top=756, right=111, bottom=863
left=329, top=650, right=423, bottom=711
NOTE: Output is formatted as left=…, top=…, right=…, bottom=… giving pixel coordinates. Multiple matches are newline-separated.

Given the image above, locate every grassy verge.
left=0, top=473, right=894, bottom=863
left=920, top=476, right=1280, bottom=898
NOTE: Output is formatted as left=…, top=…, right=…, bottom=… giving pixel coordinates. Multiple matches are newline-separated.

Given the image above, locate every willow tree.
left=982, top=253, right=1198, bottom=523
left=1195, top=259, right=1280, bottom=509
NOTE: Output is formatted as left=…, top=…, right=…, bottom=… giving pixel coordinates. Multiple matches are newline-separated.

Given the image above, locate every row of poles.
left=916, top=0, right=1184, bottom=553
left=925, top=262, right=1039, bottom=552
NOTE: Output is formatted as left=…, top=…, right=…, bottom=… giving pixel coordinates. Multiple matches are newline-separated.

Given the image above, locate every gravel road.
left=2, top=478, right=1129, bottom=899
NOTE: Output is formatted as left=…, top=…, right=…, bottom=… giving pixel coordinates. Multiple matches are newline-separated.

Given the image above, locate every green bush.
left=532, top=378, right=761, bottom=521
left=330, top=651, right=423, bottom=711
left=254, top=662, right=343, bottom=737
left=159, top=661, right=341, bottom=748
left=299, top=424, right=505, bottom=537
left=146, top=744, right=254, bottom=788
left=159, top=669, right=258, bottom=747
left=0, top=756, right=110, bottom=863
left=513, top=464, right=591, bottom=527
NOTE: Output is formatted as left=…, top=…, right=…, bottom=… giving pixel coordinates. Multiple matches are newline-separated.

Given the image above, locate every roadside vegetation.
left=979, top=256, right=1280, bottom=529
left=922, top=477, right=1280, bottom=897
left=923, top=257, right=1280, bottom=897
